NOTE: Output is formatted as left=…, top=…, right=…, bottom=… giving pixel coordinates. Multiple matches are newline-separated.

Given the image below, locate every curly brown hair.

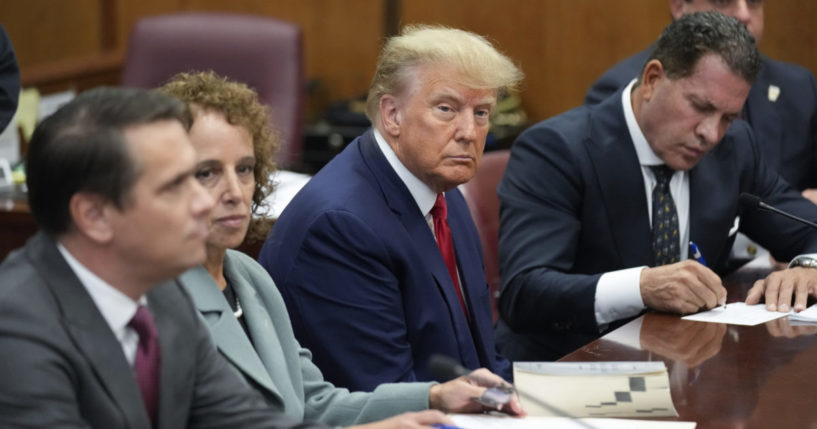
left=159, top=71, right=279, bottom=242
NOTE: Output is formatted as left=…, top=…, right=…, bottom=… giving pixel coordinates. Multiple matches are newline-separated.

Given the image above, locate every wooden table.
left=559, top=268, right=817, bottom=428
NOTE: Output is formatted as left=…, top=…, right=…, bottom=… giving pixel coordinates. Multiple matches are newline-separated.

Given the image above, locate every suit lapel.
left=179, top=266, right=281, bottom=402
left=28, top=233, right=150, bottom=428
left=688, top=139, right=741, bottom=273
left=586, top=94, right=653, bottom=267
left=359, top=131, right=479, bottom=366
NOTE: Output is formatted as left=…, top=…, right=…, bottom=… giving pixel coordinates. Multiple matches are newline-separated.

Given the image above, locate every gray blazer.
left=0, top=232, right=323, bottom=429
left=179, top=249, right=431, bottom=427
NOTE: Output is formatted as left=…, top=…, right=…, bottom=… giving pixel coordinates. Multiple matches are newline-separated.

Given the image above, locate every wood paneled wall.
left=2, top=0, right=817, bottom=123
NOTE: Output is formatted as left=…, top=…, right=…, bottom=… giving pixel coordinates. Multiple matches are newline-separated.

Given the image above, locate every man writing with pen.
left=495, top=11, right=817, bottom=362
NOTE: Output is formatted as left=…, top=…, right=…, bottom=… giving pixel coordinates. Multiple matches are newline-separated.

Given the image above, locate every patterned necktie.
left=651, top=165, right=680, bottom=266
left=129, top=305, right=161, bottom=426
left=430, top=194, right=469, bottom=321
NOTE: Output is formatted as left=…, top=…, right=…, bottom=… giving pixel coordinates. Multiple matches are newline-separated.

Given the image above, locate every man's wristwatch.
left=788, top=255, right=817, bottom=269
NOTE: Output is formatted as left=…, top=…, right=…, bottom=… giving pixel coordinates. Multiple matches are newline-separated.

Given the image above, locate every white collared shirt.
left=594, top=79, right=691, bottom=327
left=374, top=129, right=439, bottom=231
left=57, top=243, right=143, bottom=366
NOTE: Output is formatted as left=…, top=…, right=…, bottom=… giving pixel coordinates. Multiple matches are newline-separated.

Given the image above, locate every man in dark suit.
left=260, top=25, right=523, bottom=392
left=585, top=0, right=817, bottom=198
left=0, top=87, right=326, bottom=428
left=497, top=12, right=817, bottom=361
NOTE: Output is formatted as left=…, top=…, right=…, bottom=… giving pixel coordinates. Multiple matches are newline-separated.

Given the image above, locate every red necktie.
left=129, top=305, right=161, bottom=426
left=431, top=194, right=469, bottom=321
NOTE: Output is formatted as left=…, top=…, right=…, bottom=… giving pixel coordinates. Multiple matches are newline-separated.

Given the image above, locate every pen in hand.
left=689, top=241, right=726, bottom=309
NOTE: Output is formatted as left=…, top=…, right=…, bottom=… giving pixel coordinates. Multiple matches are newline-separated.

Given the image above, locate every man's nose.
left=731, top=1, right=752, bottom=26
left=696, top=115, right=722, bottom=146
left=455, top=112, right=479, bottom=142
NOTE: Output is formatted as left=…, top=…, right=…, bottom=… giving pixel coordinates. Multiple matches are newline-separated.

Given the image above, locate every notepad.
left=513, top=362, right=678, bottom=418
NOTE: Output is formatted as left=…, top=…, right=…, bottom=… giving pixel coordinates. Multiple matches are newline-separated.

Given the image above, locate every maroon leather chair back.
left=461, top=150, right=510, bottom=323
left=122, top=13, right=304, bottom=168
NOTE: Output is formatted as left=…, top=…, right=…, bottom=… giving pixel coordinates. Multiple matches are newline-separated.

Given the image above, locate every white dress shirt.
left=57, top=243, right=144, bottom=366
left=593, top=79, right=691, bottom=326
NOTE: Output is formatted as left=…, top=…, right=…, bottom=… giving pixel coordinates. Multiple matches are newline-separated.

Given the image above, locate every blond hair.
left=366, top=24, right=523, bottom=122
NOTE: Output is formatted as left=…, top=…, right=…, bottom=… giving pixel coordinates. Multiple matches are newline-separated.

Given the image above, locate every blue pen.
left=690, top=241, right=726, bottom=309
left=432, top=425, right=465, bottom=429
left=689, top=241, right=706, bottom=266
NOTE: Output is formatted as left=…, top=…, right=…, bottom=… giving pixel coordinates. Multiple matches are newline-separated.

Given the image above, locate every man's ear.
left=379, top=94, right=402, bottom=138
left=68, top=192, right=114, bottom=244
left=639, top=59, right=666, bottom=102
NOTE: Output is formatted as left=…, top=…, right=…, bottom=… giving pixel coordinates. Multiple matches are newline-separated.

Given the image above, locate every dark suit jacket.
left=497, top=89, right=817, bottom=361
left=0, top=23, right=19, bottom=133
left=0, top=232, right=325, bottom=429
left=259, top=130, right=510, bottom=392
left=585, top=49, right=817, bottom=190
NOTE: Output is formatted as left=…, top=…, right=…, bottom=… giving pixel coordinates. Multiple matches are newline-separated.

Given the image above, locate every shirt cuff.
left=594, top=266, right=647, bottom=326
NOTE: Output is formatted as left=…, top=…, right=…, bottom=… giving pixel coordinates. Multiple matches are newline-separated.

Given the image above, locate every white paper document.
left=787, top=304, right=817, bottom=323
left=513, top=362, right=678, bottom=418
left=451, top=414, right=696, bottom=429
left=681, top=302, right=788, bottom=326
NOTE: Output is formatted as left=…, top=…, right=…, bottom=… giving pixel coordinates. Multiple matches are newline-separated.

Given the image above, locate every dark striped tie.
left=650, top=165, right=680, bottom=266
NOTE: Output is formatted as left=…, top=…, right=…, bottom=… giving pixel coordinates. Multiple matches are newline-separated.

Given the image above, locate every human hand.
left=639, top=313, right=726, bottom=367
left=640, top=260, right=726, bottom=314
left=745, top=267, right=817, bottom=312
left=429, top=368, right=526, bottom=417
left=346, top=410, right=453, bottom=429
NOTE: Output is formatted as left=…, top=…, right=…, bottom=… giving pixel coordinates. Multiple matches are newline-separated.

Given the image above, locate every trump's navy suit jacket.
left=585, top=49, right=817, bottom=191
left=496, top=89, right=817, bottom=361
left=259, top=130, right=510, bottom=391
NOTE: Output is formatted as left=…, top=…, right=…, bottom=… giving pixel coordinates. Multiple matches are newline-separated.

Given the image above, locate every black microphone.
left=426, top=354, right=597, bottom=428
left=428, top=354, right=470, bottom=382
left=739, top=192, right=817, bottom=230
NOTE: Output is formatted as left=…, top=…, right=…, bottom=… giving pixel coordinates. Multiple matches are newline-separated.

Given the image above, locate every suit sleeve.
left=279, top=209, right=420, bottom=392
left=298, top=344, right=432, bottom=425
left=731, top=124, right=817, bottom=258
left=186, top=310, right=328, bottom=429
left=808, top=72, right=817, bottom=189
left=0, top=23, right=19, bottom=132
left=497, top=124, right=602, bottom=335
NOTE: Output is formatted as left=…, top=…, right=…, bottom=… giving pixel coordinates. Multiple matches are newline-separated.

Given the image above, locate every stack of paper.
left=513, top=362, right=677, bottom=418
left=788, top=304, right=817, bottom=323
